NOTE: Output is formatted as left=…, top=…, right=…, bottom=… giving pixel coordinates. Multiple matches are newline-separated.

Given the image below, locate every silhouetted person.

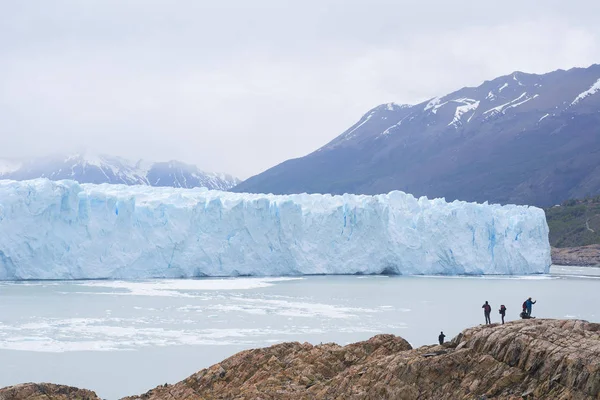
left=438, top=331, right=446, bottom=345
left=482, top=301, right=492, bottom=324
left=499, top=305, right=507, bottom=324
left=525, top=297, right=536, bottom=316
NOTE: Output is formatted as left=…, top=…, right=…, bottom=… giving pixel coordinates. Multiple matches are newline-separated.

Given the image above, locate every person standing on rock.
left=438, top=331, right=445, bottom=345
left=525, top=297, right=536, bottom=316
left=482, top=301, right=492, bottom=324
left=499, top=305, right=507, bottom=324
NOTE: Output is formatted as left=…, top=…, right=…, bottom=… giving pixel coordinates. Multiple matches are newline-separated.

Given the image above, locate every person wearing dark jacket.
left=482, top=301, right=492, bottom=324
left=499, top=305, right=507, bottom=324
left=438, top=331, right=446, bottom=345
left=525, top=297, right=536, bottom=316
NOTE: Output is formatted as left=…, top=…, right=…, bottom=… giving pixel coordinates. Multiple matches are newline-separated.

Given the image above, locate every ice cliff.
left=0, top=179, right=551, bottom=280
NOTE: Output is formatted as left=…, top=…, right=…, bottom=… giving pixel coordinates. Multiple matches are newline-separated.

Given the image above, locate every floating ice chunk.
left=79, top=278, right=303, bottom=296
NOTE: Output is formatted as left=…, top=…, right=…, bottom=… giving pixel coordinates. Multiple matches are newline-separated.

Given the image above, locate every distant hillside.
left=234, top=64, right=600, bottom=207
left=546, top=196, right=600, bottom=248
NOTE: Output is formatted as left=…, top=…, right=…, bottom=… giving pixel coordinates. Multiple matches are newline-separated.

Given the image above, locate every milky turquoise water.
left=0, top=272, right=598, bottom=399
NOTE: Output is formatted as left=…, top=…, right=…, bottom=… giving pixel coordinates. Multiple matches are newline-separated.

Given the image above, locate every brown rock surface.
left=0, top=383, right=100, bottom=400
left=2, top=320, right=599, bottom=399
left=124, top=319, right=600, bottom=400
left=552, top=245, right=600, bottom=266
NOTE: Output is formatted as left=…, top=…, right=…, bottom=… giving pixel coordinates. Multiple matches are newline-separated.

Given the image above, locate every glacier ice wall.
left=0, top=179, right=551, bottom=280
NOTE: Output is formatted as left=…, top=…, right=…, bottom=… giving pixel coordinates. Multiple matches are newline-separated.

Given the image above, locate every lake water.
left=1, top=271, right=599, bottom=399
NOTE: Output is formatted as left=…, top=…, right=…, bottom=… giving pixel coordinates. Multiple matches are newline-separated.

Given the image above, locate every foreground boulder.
left=125, top=319, right=600, bottom=399
left=0, top=383, right=100, bottom=400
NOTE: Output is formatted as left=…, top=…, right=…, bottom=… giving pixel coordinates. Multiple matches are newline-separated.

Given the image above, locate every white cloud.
left=1, top=1, right=599, bottom=178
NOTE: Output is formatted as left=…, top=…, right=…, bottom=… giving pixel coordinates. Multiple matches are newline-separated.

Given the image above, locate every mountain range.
left=234, top=64, right=600, bottom=206
left=0, top=154, right=240, bottom=191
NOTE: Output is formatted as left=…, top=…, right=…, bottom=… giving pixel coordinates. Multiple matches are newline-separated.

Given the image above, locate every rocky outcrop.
left=552, top=245, right=600, bottom=266
left=122, top=334, right=412, bottom=400
left=2, top=320, right=599, bottom=399
left=0, top=383, right=100, bottom=400
left=125, top=319, right=600, bottom=400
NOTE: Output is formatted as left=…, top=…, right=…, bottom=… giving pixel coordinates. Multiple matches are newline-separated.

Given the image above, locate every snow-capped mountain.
left=234, top=64, right=600, bottom=206
left=0, top=154, right=240, bottom=191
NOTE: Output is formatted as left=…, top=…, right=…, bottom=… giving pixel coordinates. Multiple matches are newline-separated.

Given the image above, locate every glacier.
left=0, top=179, right=551, bottom=280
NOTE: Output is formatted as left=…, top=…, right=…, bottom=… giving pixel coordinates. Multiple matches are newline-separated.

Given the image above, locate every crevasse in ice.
left=0, top=179, right=551, bottom=279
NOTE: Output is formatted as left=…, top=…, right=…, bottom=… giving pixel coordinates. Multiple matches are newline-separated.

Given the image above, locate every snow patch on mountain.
left=571, top=78, right=600, bottom=106
left=342, top=113, right=374, bottom=141
left=64, top=153, right=107, bottom=169
left=505, top=94, right=538, bottom=111
left=381, top=113, right=414, bottom=136
left=385, top=102, right=411, bottom=111
left=448, top=99, right=480, bottom=127
left=424, top=97, right=441, bottom=111
left=483, top=92, right=537, bottom=116
left=513, top=73, right=524, bottom=86
left=424, top=97, right=449, bottom=115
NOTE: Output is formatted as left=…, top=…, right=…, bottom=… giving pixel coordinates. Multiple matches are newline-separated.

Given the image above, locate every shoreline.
left=550, top=264, right=600, bottom=277
left=1, top=264, right=598, bottom=283
left=551, top=245, right=600, bottom=267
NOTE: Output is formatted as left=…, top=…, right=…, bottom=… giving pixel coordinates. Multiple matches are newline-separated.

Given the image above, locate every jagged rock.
left=121, top=334, right=412, bottom=400
left=0, top=383, right=100, bottom=400
left=123, top=319, right=600, bottom=399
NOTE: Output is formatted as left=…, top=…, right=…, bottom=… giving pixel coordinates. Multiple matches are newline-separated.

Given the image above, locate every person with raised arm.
left=482, top=301, right=492, bottom=324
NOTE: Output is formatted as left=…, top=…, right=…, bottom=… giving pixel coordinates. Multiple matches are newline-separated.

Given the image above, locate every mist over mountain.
left=0, top=154, right=240, bottom=191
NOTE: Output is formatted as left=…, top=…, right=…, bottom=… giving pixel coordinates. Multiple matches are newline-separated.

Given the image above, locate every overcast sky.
left=1, top=1, right=599, bottom=178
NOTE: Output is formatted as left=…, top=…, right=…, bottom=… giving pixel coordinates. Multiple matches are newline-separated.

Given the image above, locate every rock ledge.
left=2, top=319, right=599, bottom=400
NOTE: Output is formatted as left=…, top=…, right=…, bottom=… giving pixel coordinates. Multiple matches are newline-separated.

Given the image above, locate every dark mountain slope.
left=235, top=65, right=600, bottom=206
